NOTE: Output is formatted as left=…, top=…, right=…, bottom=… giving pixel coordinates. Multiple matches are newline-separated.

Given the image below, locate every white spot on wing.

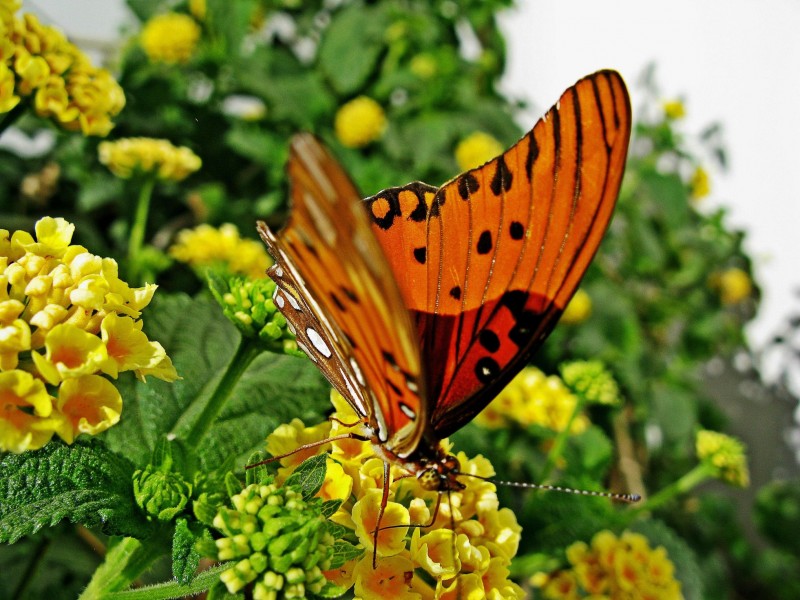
left=407, top=380, right=418, bottom=394
left=274, top=265, right=284, bottom=278
left=306, top=327, right=332, bottom=358
left=287, top=293, right=301, bottom=311
left=350, top=357, right=365, bottom=386
left=274, top=291, right=286, bottom=309
left=399, top=403, right=416, bottom=420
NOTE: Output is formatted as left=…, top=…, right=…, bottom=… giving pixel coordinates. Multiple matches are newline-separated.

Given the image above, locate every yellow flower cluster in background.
left=455, top=131, right=503, bottom=171
left=713, top=267, right=753, bottom=306
left=689, top=165, right=710, bottom=199
left=98, top=137, right=202, bottom=181
left=696, top=429, right=749, bottom=487
left=140, top=12, right=201, bottom=65
left=265, top=391, right=525, bottom=599
left=560, top=288, right=592, bottom=325
left=541, top=530, right=683, bottom=600
left=334, top=96, right=387, bottom=148
left=169, top=223, right=271, bottom=279
left=0, top=217, right=178, bottom=453
left=476, top=366, right=589, bottom=434
left=0, top=0, right=125, bottom=135
left=662, top=99, right=686, bottom=120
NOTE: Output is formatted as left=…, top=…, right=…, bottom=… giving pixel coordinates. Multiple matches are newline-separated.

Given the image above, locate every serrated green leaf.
left=327, top=540, right=364, bottom=570
left=102, top=294, right=331, bottom=470
left=285, top=454, right=327, bottom=499
left=320, top=499, right=342, bottom=519
left=0, top=439, right=150, bottom=543
left=172, top=518, right=202, bottom=585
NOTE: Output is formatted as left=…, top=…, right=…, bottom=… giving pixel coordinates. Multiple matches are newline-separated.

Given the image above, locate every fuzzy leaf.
left=172, top=518, right=202, bottom=585
left=285, top=454, right=327, bottom=500
left=327, top=540, right=364, bottom=570
left=0, top=439, right=150, bottom=543
left=102, top=294, right=331, bottom=470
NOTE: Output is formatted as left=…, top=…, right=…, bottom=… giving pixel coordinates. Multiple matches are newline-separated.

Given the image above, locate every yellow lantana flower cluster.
left=98, top=138, right=202, bottom=182
left=455, top=131, right=504, bottom=171
left=541, top=530, right=683, bottom=600
left=140, top=12, right=201, bottom=65
left=0, top=1, right=125, bottom=135
left=334, top=96, right=387, bottom=148
left=169, top=223, right=271, bottom=279
left=689, top=165, right=710, bottom=199
left=713, top=267, right=753, bottom=306
left=266, top=391, right=525, bottom=599
left=696, top=429, right=749, bottom=487
left=0, top=217, right=178, bottom=453
left=476, top=366, right=589, bottom=434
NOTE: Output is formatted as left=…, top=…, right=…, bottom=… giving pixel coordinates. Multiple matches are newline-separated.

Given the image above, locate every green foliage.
left=0, top=439, right=151, bottom=544
left=0, top=0, right=786, bottom=598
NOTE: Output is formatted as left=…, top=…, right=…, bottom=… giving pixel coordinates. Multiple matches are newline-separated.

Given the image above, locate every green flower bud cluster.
left=209, top=274, right=303, bottom=357
left=696, top=429, right=749, bottom=487
left=560, top=360, right=621, bottom=406
left=132, top=464, right=193, bottom=522
left=213, top=480, right=337, bottom=598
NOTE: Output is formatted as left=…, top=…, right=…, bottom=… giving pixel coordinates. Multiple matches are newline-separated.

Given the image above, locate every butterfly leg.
left=372, top=460, right=392, bottom=568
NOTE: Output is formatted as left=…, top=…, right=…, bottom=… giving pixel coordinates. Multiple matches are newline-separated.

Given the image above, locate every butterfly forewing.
left=258, top=135, right=427, bottom=457
left=364, top=70, right=631, bottom=438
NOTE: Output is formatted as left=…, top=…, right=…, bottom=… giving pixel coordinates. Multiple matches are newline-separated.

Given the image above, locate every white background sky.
left=25, top=0, right=800, bottom=350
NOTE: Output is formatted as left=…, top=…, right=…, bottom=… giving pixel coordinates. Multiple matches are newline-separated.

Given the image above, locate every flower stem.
left=78, top=536, right=164, bottom=600
left=180, top=336, right=262, bottom=449
left=630, top=463, right=713, bottom=516
left=127, top=176, right=156, bottom=285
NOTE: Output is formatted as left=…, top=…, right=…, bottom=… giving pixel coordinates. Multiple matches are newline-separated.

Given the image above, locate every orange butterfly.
left=257, top=70, right=631, bottom=507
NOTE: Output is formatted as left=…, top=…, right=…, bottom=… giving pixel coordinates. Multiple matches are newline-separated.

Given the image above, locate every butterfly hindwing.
left=365, top=70, right=631, bottom=438
left=258, top=135, right=426, bottom=456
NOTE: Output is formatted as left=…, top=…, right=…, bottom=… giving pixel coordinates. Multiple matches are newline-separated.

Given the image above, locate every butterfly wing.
left=257, top=134, right=426, bottom=457
left=364, top=70, right=631, bottom=438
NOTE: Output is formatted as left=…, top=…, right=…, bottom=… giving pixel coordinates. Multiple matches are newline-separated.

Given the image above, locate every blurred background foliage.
left=1, top=0, right=799, bottom=598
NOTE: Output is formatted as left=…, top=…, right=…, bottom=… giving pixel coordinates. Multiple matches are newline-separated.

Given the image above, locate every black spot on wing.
left=475, top=356, right=500, bottom=383
left=525, top=131, right=539, bottom=180
left=449, top=286, right=462, bottom=300
left=413, top=247, right=427, bottom=265
left=457, top=173, right=479, bottom=200
left=477, top=230, right=492, bottom=255
left=490, top=156, right=513, bottom=196
left=478, top=329, right=500, bottom=353
left=509, top=221, right=524, bottom=240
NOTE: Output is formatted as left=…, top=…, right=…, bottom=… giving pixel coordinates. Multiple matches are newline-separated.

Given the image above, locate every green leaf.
left=102, top=294, right=331, bottom=470
left=320, top=499, right=342, bottom=519
left=327, top=540, right=364, bottom=570
left=285, top=454, right=327, bottom=500
left=172, top=518, right=203, bottom=585
left=0, top=439, right=150, bottom=543
left=318, top=4, right=388, bottom=95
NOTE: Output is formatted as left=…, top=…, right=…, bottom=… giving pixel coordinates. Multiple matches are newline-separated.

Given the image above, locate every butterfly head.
left=416, top=451, right=466, bottom=493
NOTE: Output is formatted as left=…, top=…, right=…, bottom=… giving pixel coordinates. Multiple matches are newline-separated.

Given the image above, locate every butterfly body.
left=258, top=70, right=631, bottom=493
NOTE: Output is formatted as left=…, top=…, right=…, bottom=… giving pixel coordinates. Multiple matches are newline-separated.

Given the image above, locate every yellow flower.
left=168, top=223, right=271, bottom=279
left=265, top=417, right=332, bottom=471
left=353, top=554, right=421, bottom=600
left=0, top=60, right=20, bottom=113
left=4, top=10, right=124, bottom=135
left=715, top=267, right=752, bottom=305
left=189, top=0, right=206, bottom=20
left=476, top=366, right=589, bottom=434
left=560, top=288, right=592, bottom=324
left=0, top=369, right=56, bottom=453
left=689, top=165, right=710, bottom=199
left=1, top=217, right=177, bottom=452
left=140, top=13, right=201, bottom=65
left=455, top=131, right=504, bottom=172
left=662, top=99, right=685, bottom=120
left=268, top=396, right=525, bottom=598
left=410, top=53, right=438, bottom=79
left=334, top=96, right=387, bottom=148
left=543, top=530, right=683, bottom=600
left=98, top=137, right=202, bottom=181
left=32, top=323, right=109, bottom=385
left=53, top=374, right=122, bottom=443
left=696, top=429, right=749, bottom=487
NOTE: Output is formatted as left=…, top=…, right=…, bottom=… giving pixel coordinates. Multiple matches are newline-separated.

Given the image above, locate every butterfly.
left=257, top=70, right=631, bottom=502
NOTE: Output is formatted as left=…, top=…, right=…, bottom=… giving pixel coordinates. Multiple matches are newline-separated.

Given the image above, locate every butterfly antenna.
left=244, top=432, right=370, bottom=469
left=458, top=472, right=641, bottom=503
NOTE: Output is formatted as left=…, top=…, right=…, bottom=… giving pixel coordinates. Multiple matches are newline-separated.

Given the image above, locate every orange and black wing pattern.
left=365, top=70, right=631, bottom=438
left=258, top=135, right=426, bottom=458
